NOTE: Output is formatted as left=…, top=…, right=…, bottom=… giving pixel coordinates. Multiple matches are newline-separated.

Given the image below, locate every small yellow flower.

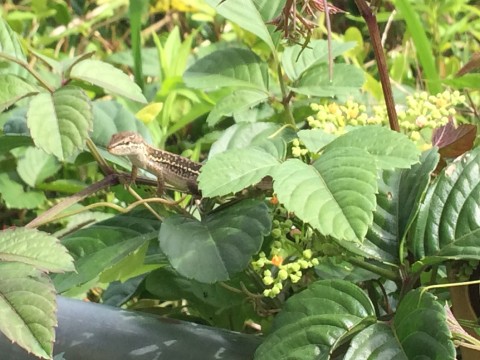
left=271, top=255, right=284, bottom=267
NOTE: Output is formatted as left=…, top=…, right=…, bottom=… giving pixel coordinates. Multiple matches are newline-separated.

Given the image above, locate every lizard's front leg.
left=156, top=170, right=165, bottom=196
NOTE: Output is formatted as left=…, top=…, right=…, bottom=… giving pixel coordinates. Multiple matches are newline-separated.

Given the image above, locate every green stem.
left=349, top=256, right=399, bottom=281
left=0, top=52, right=55, bottom=92
left=276, top=62, right=297, bottom=128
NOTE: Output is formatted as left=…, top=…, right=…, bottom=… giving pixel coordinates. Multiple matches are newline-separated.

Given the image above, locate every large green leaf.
left=17, top=147, right=61, bottom=187
left=53, top=212, right=161, bottom=293
left=411, top=147, right=480, bottom=264
left=344, top=323, right=407, bottom=360
left=0, top=74, right=39, bottom=112
left=325, top=126, right=420, bottom=170
left=291, top=63, right=364, bottom=97
left=282, top=40, right=356, bottom=81
left=69, top=59, right=147, bottom=103
left=199, top=147, right=280, bottom=197
left=159, top=199, right=271, bottom=283
left=273, top=148, right=378, bottom=242
left=394, top=290, right=455, bottom=358
left=205, top=0, right=283, bottom=51
left=184, top=48, right=269, bottom=91
left=255, top=280, right=376, bottom=360
left=0, top=228, right=74, bottom=272
left=342, top=149, right=439, bottom=262
left=0, top=262, right=56, bottom=359
left=27, top=86, right=93, bottom=161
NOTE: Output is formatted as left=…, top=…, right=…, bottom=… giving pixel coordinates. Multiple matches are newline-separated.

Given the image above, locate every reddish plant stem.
left=354, top=0, right=399, bottom=132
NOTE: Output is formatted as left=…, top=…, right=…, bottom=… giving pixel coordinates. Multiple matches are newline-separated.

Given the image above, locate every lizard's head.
left=107, top=131, right=146, bottom=156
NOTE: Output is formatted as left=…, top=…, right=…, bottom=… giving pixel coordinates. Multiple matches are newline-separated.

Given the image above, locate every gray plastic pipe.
left=0, top=296, right=261, bottom=359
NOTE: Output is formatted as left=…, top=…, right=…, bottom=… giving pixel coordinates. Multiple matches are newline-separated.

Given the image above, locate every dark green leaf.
left=411, top=148, right=480, bottom=264
left=255, top=280, right=376, bottom=360
left=344, top=323, right=407, bottom=360
left=54, top=212, right=161, bottom=293
left=159, top=199, right=271, bottom=283
left=394, top=290, right=455, bottom=359
left=0, top=135, right=33, bottom=153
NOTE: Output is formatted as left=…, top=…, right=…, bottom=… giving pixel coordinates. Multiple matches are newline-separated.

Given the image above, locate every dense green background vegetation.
left=0, top=0, right=479, bottom=358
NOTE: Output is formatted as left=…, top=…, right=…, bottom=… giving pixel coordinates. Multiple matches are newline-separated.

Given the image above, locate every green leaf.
left=273, top=148, right=378, bottom=242
left=199, top=147, right=280, bottom=197
left=209, top=122, right=281, bottom=156
left=0, top=173, right=47, bottom=209
left=17, top=147, right=61, bottom=187
left=54, top=212, right=161, bottom=293
left=159, top=199, right=271, bottom=283
left=325, top=126, right=420, bottom=170
left=443, top=74, right=480, bottom=90
left=0, top=262, right=56, bottom=359
left=146, top=267, right=246, bottom=310
left=0, top=135, right=33, bottom=153
left=393, top=0, right=441, bottom=93
left=91, top=100, right=151, bottom=147
left=344, top=323, right=407, bottom=360
left=291, top=63, right=364, bottom=97
left=205, top=0, right=279, bottom=51
left=0, top=19, right=30, bottom=78
left=411, top=148, right=480, bottom=264
left=255, top=280, right=376, bottom=360
left=27, top=86, right=93, bottom=161
left=184, top=48, right=269, bottom=91
left=298, top=128, right=336, bottom=153
left=69, top=59, right=147, bottom=103
left=394, top=290, right=455, bottom=358
left=282, top=40, right=356, bottom=81
left=0, top=74, right=39, bottom=112
left=339, top=149, right=439, bottom=262
left=0, top=227, right=74, bottom=272
left=207, top=89, right=269, bottom=126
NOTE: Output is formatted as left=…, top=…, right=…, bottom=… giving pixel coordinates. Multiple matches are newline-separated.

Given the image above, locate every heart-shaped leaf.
left=159, top=199, right=271, bottom=283
left=273, top=148, right=378, bottom=242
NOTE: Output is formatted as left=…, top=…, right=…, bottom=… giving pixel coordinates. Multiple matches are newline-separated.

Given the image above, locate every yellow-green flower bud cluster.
left=397, top=90, right=465, bottom=136
left=307, top=91, right=465, bottom=140
left=292, top=138, right=308, bottom=158
left=307, top=100, right=376, bottom=134
left=251, top=218, right=319, bottom=298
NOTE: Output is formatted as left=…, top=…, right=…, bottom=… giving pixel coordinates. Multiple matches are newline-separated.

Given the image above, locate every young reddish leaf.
left=432, top=119, right=476, bottom=158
